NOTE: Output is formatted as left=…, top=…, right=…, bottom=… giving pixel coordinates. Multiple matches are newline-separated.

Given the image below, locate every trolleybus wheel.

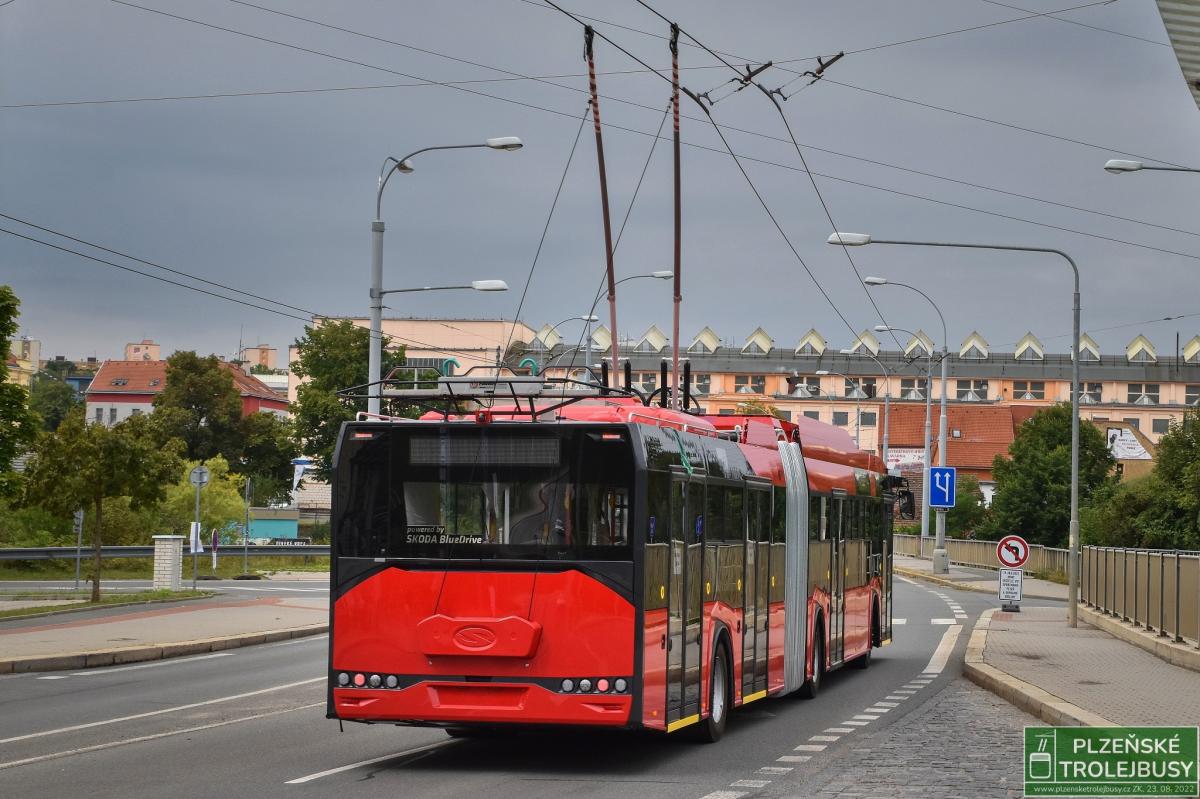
left=798, top=625, right=824, bottom=699
left=695, top=643, right=730, bottom=743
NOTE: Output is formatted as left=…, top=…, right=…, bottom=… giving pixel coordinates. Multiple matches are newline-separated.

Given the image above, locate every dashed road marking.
left=896, top=576, right=919, bottom=585
left=884, top=695, right=906, bottom=701
left=809, top=735, right=840, bottom=742
left=36, top=676, right=68, bottom=680
left=931, top=618, right=957, bottom=625
left=892, top=618, right=907, bottom=625
left=699, top=792, right=747, bottom=799
left=874, top=701, right=899, bottom=708
left=777, top=755, right=811, bottom=763
left=852, top=714, right=881, bottom=721
left=895, top=689, right=917, bottom=694
left=825, top=727, right=855, bottom=733
left=731, top=779, right=771, bottom=788
left=285, top=740, right=453, bottom=784
left=866, top=707, right=891, bottom=713
left=757, top=766, right=793, bottom=775
left=842, top=720, right=870, bottom=726
left=794, top=743, right=827, bottom=752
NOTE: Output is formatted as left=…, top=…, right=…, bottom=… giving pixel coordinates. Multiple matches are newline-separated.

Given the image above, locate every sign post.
left=189, top=465, right=211, bottom=590
left=997, top=534, right=1030, bottom=612
left=72, top=509, right=84, bottom=592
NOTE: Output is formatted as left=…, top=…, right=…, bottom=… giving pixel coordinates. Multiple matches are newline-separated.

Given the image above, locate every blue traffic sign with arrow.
left=929, top=466, right=957, bottom=509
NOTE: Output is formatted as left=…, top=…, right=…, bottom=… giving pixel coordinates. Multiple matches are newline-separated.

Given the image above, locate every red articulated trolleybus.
left=327, top=369, right=911, bottom=742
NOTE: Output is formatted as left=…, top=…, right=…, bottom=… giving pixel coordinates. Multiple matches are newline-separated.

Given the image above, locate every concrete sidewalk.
left=0, top=594, right=328, bottom=673
left=965, top=606, right=1200, bottom=727
left=895, top=553, right=1068, bottom=600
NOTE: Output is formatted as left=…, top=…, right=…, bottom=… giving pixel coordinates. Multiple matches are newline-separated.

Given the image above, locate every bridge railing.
left=0, top=544, right=329, bottom=561
left=894, top=534, right=1069, bottom=575
left=1082, top=546, right=1200, bottom=648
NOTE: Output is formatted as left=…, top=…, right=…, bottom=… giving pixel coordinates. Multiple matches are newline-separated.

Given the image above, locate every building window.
left=900, top=377, right=926, bottom=400
left=803, top=410, right=820, bottom=421
left=956, top=379, right=988, bottom=402
left=743, top=341, right=767, bottom=355
left=960, top=344, right=987, bottom=360
left=860, top=411, right=877, bottom=427
left=637, top=372, right=657, bottom=394
left=796, top=342, right=821, bottom=356
left=688, top=340, right=712, bottom=354
left=1080, top=383, right=1102, bottom=404
left=734, top=375, right=765, bottom=394
left=110, top=378, right=128, bottom=386
left=775, top=410, right=792, bottom=422
left=788, top=376, right=821, bottom=398
left=1187, top=385, right=1199, bottom=406
left=108, top=407, right=117, bottom=424
left=1123, top=417, right=1140, bottom=430
left=718, top=408, right=734, bottom=415
left=129, top=408, right=142, bottom=416
left=692, top=374, right=711, bottom=395
left=833, top=411, right=849, bottom=426
left=1152, top=418, right=1170, bottom=435
left=633, top=340, right=658, bottom=353
left=94, top=407, right=103, bottom=424
left=1013, top=380, right=1045, bottom=400
left=844, top=377, right=876, bottom=399
left=1128, top=383, right=1159, bottom=405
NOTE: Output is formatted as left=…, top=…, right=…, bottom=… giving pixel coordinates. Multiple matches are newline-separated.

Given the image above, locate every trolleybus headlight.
left=385, top=675, right=399, bottom=689
left=353, top=673, right=366, bottom=687
left=579, top=678, right=593, bottom=692
left=337, top=672, right=350, bottom=686
left=561, top=679, right=575, bottom=692
left=368, top=674, right=382, bottom=688
left=597, top=678, right=610, bottom=693
left=614, top=678, right=627, bottom=693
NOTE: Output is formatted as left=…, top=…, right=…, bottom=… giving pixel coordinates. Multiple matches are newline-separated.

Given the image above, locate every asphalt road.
left=0, top=577, right=1060, bottom=799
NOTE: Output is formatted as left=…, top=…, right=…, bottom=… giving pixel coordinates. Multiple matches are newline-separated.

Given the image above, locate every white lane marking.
left=222, top=586, right=329, bottom=593
left=842, top=720, right=870, bottom=726
left=777, top=755, right=811, bottom=763
left=286, top=740, right=454, bottom=784
left=895, top=689, right=917, bottom=694
left=892, top=618, right=907, bottom=625
left=923, top=623, right=963, bottom=675
left=825, top=727, right=854, bottom=733
left=793, top=744, right=827, bottom=752
left=698, top=792, right=746, bottom=799
left=852, top=714, right=880, bottom=721
left=0, top=703, right=320, bottom=771
left=757, top=766, right=793, bottom=775
left=921, top=672, right=939, bottom=677
left=896, top=575, right=918, bottom=584
left=874, top=701, right=899, bottom=708
left=260, top=634, right=328, bottom=649
left=809, top=735, right=840, bottom=742
left=0, top=677, right=323, bottom=744
left=910, top=679, right=933, bottom=685
left=731, top=780, right=771, bottom=788
left=866, top=707, right=891, bottom=713
left=931, top=618, right=957, bottom=625
left=69, top=652, right=233, bottom=676
left=36, top=676, right=68, bottom=681
left=884, top=695, right=906, bottom=701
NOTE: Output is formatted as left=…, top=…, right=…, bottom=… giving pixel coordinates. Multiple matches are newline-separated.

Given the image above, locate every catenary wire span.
left=976, top=0, right=1169, bottom=47
left=502, top=105, right=591, bottom=365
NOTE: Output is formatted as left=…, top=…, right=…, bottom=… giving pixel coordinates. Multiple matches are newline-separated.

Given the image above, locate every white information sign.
left=999, top=568, right=1023, bottom=602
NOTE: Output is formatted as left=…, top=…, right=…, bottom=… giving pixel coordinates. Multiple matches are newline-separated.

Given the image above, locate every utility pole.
left=243, top=476, right=252, bottom=576
left=73, top=509, right=84, bottom=591
left=189, top=465, right=210, bottom=590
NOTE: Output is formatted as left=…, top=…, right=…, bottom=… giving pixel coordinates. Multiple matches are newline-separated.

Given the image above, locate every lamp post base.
left=932, top=548, right=949, bottom=574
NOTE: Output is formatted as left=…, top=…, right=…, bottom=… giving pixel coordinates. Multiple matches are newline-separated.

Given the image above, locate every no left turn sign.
left=997, top=534, right=1030, bottom=568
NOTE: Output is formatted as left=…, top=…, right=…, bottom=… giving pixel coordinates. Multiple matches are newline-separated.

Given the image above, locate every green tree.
left=987, top=404, right=1114, bottom=547
left=290, top=320, right=405, bottom=480
left=248, top=363, right=275, bottom=376
left=152, top=352, right=243, bottom=462
left=30, top=377, right=80, bottom=431
left=156, top=456, right=249, bottom=540
left=24, top=408, right=182, bottom=600
left=41, top=359, right=76, bottom=379
left=945, top=474, right=990, bottom=537
left=0, top=286, right=39, bottom=498
left=239, top=411, right=296, bottom=504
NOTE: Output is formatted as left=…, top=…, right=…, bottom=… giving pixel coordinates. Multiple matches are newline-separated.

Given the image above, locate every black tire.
left=445, top=727, right=492, bottom=739
left=694, top=642, right=730, bottom=743
left=798, top=624, right=824, bottom=699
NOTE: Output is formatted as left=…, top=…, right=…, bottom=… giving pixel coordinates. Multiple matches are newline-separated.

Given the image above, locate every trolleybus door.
left=830, top=495, right=846, bottom=665
left=667, top=470, right=704, bottom=724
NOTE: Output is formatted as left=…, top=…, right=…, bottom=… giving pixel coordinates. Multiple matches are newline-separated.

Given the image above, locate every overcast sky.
left=3, top=0, right=1198, bottom=365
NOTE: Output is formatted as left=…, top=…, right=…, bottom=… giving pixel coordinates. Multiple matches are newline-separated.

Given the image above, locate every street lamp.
left=866, top=279, right=949, bottom=574
left=815, top=369, right=862, bottom=448
left=1103, top=159, right=1200, bottom=175
left=840, top=348, right=892, bottom=467
left=869, top=324, right=935, bottom=544
left=370, top=280, right=509, bottom=401
left=368, top=137, right=523, bottom=415
left=829, top=231, right=1083, bottom=626
left=545, top=315, right=601, bottom=378
left=576, top=271, right=672, bottom=386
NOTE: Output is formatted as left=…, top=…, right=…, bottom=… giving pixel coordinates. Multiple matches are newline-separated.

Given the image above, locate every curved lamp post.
left=368, top=137, right=523, bottom=415
left=1103, top=159, right=1200, bottom=175
left=830, top=231, right=1083, bottom=626
left=840, top=347, right=892, bottom=467
left=815, top=369, right=862, bottom=448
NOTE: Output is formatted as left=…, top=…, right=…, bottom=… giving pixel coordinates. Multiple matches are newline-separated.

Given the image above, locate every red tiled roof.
left=87, top=360, right=279, bottom=402
left=890, top=403, right=1019, bottom=476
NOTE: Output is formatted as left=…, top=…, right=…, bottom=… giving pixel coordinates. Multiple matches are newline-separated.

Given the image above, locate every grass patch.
left=0, top=589, right=210, bottom=619
left=0, top=556, right=330, bottom=581
left=1029, top=568, right=1068, bottom=585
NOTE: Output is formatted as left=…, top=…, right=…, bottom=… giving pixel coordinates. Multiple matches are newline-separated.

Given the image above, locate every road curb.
left=894, top=565, right=1064, bottom=600
left=0, top=591, right=214, bottom=623
left=0, top=623, right=328, bottom=674
left=963, top=608, right=1113, bottom=727
left=1076, top=604, right=1200, bottom=674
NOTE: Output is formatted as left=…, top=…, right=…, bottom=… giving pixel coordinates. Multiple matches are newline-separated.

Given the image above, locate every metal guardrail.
left=1082, top=546, right=1200, bottom=649
left=893, top=534, right=1070, bottom=575
left=0, top=545, right=330, bottom=561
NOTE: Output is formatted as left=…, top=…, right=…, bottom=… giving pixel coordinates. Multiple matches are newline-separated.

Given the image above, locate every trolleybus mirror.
left=898, top=489, right=916, bottom=520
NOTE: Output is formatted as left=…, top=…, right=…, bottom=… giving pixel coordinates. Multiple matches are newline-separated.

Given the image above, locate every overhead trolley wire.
left=975, top=0, right=1170, bottom=48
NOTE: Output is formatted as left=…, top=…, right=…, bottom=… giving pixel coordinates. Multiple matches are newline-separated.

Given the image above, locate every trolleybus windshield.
left=334, top=426, right=634, bottom=561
